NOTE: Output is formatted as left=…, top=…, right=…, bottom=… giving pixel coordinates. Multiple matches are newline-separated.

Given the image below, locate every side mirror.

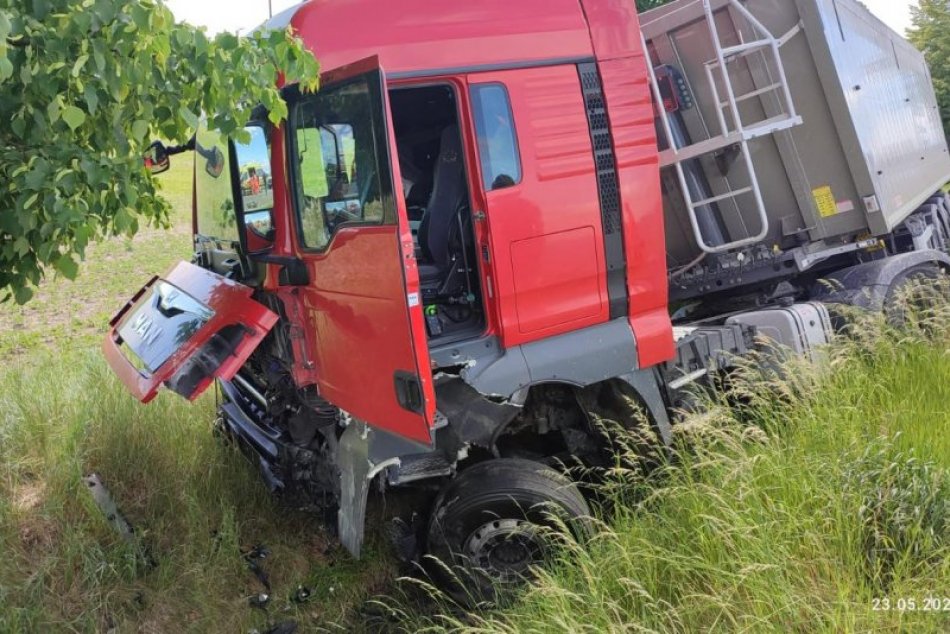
left=205, top=146, right=225, bottom=179
left=144, top=141, right=170, bottom=175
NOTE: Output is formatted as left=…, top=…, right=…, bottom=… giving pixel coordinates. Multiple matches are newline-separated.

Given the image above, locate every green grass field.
left=0, top=166, right=948, bottom=632
left=0, top=161, right=193, bottom=358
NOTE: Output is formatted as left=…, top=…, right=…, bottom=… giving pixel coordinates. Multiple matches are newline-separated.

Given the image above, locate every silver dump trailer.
left=640, top=0, right=950, bottom=301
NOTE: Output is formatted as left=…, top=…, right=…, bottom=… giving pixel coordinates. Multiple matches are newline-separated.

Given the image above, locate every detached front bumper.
left=102, top=261, right=278, bottom=403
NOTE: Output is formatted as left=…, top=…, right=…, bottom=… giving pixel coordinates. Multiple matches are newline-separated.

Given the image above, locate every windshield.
left=194, top=122, right=274, bottom=244
left=290, top=77, right=390, bottom=251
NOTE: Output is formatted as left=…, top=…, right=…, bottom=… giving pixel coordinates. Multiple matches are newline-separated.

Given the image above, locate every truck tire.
left=883, top=263, right=947, bottom=326
left=426, top=458, right=591, bottom=602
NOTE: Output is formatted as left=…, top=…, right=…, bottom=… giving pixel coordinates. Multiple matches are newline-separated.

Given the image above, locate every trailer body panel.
left=642, top=0, right=950, bottom=265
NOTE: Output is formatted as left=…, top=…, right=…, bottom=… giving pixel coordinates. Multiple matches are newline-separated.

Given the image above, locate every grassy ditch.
left=0, top=350, right=393, bottom=632
left=0, top=161, right=947, bottom=631
left=391, top=307, right=950, bottom=633
left=0, top=162, right=394, bottom=632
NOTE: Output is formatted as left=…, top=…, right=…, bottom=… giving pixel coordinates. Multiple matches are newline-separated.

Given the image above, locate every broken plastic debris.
left=243, top=544, right=272, bottom=592
left=290, top=585, right=312, bottom=604
left=248, top=592, right=270, bottom=609
left=83, top=474, right=134, bottom=541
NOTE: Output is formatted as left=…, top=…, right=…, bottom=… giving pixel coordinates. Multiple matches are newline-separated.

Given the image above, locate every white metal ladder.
left=644, top=0, right=803, bottom=254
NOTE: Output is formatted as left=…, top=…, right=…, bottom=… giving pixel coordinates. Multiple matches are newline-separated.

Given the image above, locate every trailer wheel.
left=426, top=458, right=590, bottom=601
left=884, top=263, right=947, bottom=326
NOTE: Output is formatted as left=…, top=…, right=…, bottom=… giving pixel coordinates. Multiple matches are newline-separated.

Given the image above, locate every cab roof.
left=264, top=0, right=638, bottom=77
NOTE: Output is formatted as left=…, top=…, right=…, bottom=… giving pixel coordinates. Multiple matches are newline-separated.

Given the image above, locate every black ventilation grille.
left=578, top=62, right=628, bottom=319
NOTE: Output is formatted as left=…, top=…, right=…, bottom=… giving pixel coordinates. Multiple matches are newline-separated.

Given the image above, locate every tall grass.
left=0, top=159, right=397, bottom=632
left=389, top=298, right=950, bottom=633
left=0, top=351, right=392, bottom=632
left=2, top=260, right=948, bottom=632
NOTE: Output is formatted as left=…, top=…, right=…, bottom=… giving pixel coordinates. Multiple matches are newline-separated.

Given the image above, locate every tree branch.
left=6, top=36, right=31, bottom=48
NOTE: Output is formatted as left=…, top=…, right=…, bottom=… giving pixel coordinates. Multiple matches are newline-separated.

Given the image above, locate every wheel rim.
left=463, top=518, right=545, bottom=584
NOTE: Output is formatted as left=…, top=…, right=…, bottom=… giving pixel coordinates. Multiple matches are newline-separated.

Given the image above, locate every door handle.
left=393, top=371, right=424, bottom=414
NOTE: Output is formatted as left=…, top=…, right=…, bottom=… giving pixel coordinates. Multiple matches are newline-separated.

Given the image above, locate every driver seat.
left=418, top=125, right=467, bottom=285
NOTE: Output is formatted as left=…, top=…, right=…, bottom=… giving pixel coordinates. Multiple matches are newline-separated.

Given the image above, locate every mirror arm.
left=166, top=137, right=196, bottom=156
left=249, top=254, right=311, bottom=287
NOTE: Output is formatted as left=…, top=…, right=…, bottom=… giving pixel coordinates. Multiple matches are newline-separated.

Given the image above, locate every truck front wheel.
left=425, top=458, right=591, bottom=601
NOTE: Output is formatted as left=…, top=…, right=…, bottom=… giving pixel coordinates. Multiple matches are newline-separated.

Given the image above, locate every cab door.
left=466, top=68, right=611, bottom=348
left=286, top=58, right=436, bottom=445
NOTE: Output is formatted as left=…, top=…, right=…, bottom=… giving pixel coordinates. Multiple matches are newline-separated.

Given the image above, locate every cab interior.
left=390, top=84, right=485, bottom=343
left=193, top=82, right=486, bottom=345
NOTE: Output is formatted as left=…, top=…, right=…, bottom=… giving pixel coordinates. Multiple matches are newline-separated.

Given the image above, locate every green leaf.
left=218, top=33, right=238, bottom=50
left=62, top=105, right=86, bottom=131
left=92, top=0, right=116, bottom=25
left=13, top=237, right=30, bottom=257
left=54, top=254, right=79, bottom=280
left=83, top=85, right=99, bottom=114
left=47, top=97, right=62, bottom=124
left=114, top=207, right=133, bottom=232
left=11, top=115, right=25, bottom=138
left=178, top=105, right=199, bottom=128
left=131, top=119, right=149, bottom=142
left=13, top=286, right=34, bottom=306
left=36, top=241, right=56, bottom=263
left=130, top=3, right=150, bottom=30
left=0, top=12, right=11, bottom=40
left=71, top=54, right=89, bottom=78
left=0, top=56, right=13, bottom=83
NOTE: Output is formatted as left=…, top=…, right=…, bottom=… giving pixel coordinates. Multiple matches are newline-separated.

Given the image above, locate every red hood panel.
left=103, top=261, right=278, bottom=403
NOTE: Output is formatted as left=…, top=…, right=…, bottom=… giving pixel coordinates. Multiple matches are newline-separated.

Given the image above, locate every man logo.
left=131, top=312, right=163, bottom=346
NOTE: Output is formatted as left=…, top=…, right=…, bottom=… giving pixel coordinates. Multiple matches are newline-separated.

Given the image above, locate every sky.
left=166, top=0, right=916, bottom=37
left=165, top=0, right=301, bottom=35
left=862, top=0, right=914, bottom=35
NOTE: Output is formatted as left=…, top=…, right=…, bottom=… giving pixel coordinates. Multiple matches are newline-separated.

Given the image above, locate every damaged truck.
left=105, top=0, right=950, bottom=593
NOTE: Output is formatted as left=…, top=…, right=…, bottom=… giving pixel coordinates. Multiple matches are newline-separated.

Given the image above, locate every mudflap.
left=618, top=368, right=673, bottom=446
left=335, top=420, right=431, bottom=558
left=336, top=423, right=372, bottom=558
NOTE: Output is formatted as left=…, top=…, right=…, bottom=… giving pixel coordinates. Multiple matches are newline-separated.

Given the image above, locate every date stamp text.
left=872, top=597, right=950, bottom=612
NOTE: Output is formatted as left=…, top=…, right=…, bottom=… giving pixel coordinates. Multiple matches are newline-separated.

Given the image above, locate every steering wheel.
left=324, top=204, right=362, bottom=234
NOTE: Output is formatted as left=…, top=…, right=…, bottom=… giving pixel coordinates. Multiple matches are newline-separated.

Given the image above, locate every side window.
left=195, top=124, right=237, bottom=242
left=470, top=83, right=521, bottom=191
left=234, top=126, right=274, bottom=239
left=292, top=78, right=387, bottom=251
left=195, top=123, right=274, bottom=243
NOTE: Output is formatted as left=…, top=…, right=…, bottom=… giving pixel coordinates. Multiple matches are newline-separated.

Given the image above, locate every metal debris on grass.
left=248, top=592, right=271, bottom=610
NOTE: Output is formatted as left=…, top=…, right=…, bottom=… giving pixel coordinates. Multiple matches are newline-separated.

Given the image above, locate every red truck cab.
left=104, top=0, right=950, bottom=595
left=264, top=0, right=675, bottom=441
left=104, top=0, right=684, bottom=590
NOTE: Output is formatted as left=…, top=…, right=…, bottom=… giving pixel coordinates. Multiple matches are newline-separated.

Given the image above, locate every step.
left=659, top=115, right=802, bottom=167
left=689, top=187, right=753, bottom=209
left=720, top=39, right=774, bottom=59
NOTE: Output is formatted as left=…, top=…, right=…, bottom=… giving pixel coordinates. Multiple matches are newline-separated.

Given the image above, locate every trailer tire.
left=426, top=458, right=590, bottom=602
left=810, top=250, right=950, bottom=328
left=883, top=263, right=947, bottom=326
